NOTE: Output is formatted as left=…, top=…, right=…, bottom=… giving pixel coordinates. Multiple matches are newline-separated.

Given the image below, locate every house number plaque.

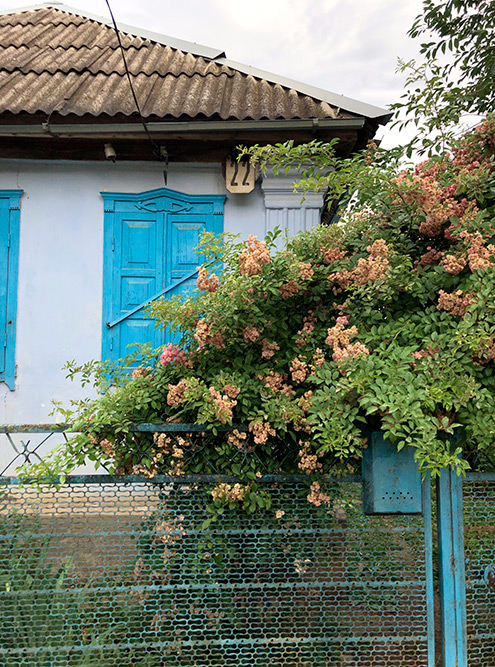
left=225, top=157, right=255, bottom=193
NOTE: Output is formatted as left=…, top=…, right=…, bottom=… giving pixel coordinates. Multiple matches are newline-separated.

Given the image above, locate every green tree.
left=392, top=0, right=495, bottom=156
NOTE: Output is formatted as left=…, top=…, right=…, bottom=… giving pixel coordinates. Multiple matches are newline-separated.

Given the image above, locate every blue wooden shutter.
left=0, top=202, right=8, bottom=377
left=167, top=214, right=215, bottom=293
left=101, top=188, right=224, bottom=365
left=0, top=190, right=22, bottom=390
left=109, top=209, right=164, bottom=361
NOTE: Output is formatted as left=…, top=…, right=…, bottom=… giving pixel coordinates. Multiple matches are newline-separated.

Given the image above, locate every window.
left=0, top=190, right=22, bottom=390
left=101, top=187, right=225, bottom=364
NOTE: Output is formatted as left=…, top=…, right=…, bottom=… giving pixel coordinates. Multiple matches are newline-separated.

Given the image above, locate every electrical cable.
left=104, top=0, right=168, bottom=175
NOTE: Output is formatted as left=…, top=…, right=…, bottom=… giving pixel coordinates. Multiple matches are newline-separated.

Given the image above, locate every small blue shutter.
left=167, top=214, right=215, bottom=294
left=101, top=188, right=224, bottom=364
left=0, top=202, right=8, bottom=376
left=0, top=190, right=22, bottom=390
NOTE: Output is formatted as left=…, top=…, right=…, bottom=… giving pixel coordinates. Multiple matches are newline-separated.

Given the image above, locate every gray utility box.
left=362, top=431, right=422, bottom=515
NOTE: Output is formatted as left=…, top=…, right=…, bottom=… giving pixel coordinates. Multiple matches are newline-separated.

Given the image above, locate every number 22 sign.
left=225, top=157, right=255, bottom=193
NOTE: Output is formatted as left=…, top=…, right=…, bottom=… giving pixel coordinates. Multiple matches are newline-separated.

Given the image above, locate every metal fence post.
left=436, top=467, right=467, bottom=667
left=422, top=475, right=436, bottom=667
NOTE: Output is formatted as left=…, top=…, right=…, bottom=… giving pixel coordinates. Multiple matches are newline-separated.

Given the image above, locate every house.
left=0, top=3, right=390, bottom=430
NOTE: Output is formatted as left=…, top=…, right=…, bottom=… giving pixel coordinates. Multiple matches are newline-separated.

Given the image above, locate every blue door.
left=101, top=188, right=225, bottom=365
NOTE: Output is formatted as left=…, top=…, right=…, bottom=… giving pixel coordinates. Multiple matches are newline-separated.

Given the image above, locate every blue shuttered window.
left=101, top=187, right=225, bottom=364
left=0, top=190, right=22, bottom=390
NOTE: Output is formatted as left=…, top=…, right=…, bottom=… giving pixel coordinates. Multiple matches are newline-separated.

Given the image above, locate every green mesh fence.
left=0, top=476, right=430, bottom=667
left=464, top=473, right=495, bottom=666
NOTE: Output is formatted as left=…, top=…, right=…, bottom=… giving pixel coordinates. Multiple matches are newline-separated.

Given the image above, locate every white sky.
left=0, top=0, right=426, bottom=147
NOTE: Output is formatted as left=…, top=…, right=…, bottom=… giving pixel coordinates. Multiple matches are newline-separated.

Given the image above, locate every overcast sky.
left=0, top=0, right=426, bottom=147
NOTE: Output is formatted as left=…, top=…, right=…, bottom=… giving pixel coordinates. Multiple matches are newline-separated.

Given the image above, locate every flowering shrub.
left=28, top=118, right=495, bottom=514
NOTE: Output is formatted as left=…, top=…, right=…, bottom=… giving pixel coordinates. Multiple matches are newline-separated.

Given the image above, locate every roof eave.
left=0, top=117, right=366, bottom=137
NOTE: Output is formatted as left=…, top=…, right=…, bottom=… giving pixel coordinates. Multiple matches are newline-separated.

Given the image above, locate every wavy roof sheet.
left=0, top=4, right=389, bottom=122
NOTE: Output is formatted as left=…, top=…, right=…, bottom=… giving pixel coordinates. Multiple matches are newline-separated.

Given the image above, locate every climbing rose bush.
left=29, top=117, right=495, bottom=513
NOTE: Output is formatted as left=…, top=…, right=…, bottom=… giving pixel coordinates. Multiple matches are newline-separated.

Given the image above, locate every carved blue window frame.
left=0, top=190, right=22, bottom=390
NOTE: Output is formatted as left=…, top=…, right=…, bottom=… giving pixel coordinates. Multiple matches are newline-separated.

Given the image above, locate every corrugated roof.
left=0, top=3, right=390, bottom=123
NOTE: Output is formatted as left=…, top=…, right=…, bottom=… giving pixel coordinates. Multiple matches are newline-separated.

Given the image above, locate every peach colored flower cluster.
left=414, top=158, right=442, bottom=179
left=452, top=120, right=495, bottom=169
left=226, top=429, right=249, bottom=450
left=441, top=253, right=467, bottom=275
left=211, top=482, right=249, bottom=502
left=411, top=345, right=441, bottom=361
left=131, top=365, right=151, bottom=379
left=152, top=434, right=189, bottom=476
left=395, top=172, right=457, bottom=237
left=332, top=342, right=370, bottom=364
left=296, top=311, right=317, bottom=346
left=444, top=201, right=477, bottom=241
left=223, top=384, right=240, bottom=399
left=210, top=331, right=226, bottom=350
left=474, top=340, right=495, bottom=365
left=208, top=386, right=237, bottom=424
left=259, top=370, right=283, bottom=391
left=132, top=462, right=160, bottom=479
left=290, top=355, right=308, bottom=383
left=325, top=316, right=356, bottom=347
left=416, top=247, right=443, bottom=268
left=239, top=233, right=271, bottom=277
left=134, top=437, right=188, bottom=476
left=154, top=432, right=172, bottom=451
left=194, top=319, right=225, bottom=350
left=320, top=245, right=347, bottom=265
left=312, top=348, right=325, bottom=368
left=437, top=290, right=474, bottom=317
left=298, top=390, right=313, bottom=414
left=307, top=481, right=330, bottom=507
left=326, top=317, right=369, bottom=366
left=420, top=212, right=454, bottom=237
left=249, top=420, right=275, bottom=444
left=279, top=280, right=300, bottom=299
left=261, top=339, right=280, bottom=359
left=298, top=441, right=322, bottom=474
left=459, top=231, right=495, bottom=272
left=196, top=265, right=219, bottom=293
left=260, top=371, right=293, bottom=397
left=333, top=239, right=390, bottom=287
left=167, top=378, right=190, bottom=407
left=243, top=326, right=262, bottom=343
left=99, top=438, right=114, bottom=457
left=299, top=262, right=314, bottom=280
left=194, top=318, right=210, bottom=347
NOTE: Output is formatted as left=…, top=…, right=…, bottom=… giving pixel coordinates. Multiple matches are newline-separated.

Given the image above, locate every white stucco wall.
left=0, top=159, right=266, bottom=430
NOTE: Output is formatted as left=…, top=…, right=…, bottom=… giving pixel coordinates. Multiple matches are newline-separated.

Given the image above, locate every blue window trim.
left=100, top=187, right=225, bottom=364
left=0, top=190, right=23, bottom=390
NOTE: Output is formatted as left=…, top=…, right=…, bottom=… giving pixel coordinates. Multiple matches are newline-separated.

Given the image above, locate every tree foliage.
left=392, top=0, right=495, bottom=156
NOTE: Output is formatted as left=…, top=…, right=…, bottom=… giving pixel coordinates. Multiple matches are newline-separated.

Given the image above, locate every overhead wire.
left=104, top=0, right=169, bottom=182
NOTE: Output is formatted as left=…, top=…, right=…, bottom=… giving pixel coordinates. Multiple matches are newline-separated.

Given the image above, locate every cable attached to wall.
left=104, top=0, right=168, bottom=183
